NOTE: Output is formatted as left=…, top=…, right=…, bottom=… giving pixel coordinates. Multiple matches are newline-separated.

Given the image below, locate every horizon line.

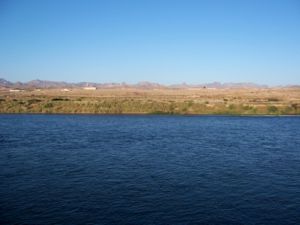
left=1, top=77, right=300, bottom=87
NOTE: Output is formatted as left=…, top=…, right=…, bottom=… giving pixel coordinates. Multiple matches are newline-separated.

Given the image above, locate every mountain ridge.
left=1, top=78, right=298, bottom=89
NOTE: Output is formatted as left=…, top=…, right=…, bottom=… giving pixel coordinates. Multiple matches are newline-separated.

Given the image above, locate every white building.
left=83, top=87, right=97, bottom=90
left=9, top=89, right=22, bottom=92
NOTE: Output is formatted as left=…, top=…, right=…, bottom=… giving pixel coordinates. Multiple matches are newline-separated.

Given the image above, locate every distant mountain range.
left=0, top=78, right=298, bottom=89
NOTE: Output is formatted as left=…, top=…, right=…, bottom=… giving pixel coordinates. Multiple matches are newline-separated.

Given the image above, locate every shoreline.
left=1, top=112, right=299, bottom=117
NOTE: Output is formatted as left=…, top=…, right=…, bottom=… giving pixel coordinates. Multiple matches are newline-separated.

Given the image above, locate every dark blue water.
left=0, top=115, right=300, bottom=225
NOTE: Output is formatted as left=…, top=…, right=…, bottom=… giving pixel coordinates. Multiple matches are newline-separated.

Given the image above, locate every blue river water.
left=0, top=115, right=300, bottom=225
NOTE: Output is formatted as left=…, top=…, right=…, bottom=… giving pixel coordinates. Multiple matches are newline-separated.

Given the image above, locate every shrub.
left=243, top=105, right=252, bottom=110
left=229, top=104, right=235, bottom=110
left=291, top=103, right=298, bottom=110
left=44, top=102, right=54, bottom=108
left=28, top=99, right=42, bottom=104
left=52, top=97, right=69, bottom=101
left=268, top=98, right=279, bottom=102
left=268, top=105, right=278, bottom=113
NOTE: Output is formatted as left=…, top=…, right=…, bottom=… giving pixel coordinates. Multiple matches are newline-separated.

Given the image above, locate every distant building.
left=61, top=88, right=71, bottom=92
left=9, top=89, right=22, bottom=92
left=83, top=87, right=96, bottom=90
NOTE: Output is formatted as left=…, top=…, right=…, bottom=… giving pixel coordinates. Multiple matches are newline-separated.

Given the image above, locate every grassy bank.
left=0, top=94, right=299, bottom=115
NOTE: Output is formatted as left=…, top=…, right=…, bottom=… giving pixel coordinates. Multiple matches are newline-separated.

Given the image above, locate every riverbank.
left=0, top=87, right=299, bottom=115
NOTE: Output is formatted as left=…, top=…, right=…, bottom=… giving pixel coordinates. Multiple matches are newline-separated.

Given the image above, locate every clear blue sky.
left=0, top=0, right=299, bottom=85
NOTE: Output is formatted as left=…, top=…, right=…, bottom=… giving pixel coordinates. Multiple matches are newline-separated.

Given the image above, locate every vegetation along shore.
left=0, top=81, right=299, bottom=115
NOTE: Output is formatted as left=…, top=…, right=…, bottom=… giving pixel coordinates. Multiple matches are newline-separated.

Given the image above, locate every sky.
left=0, top=0, right=299, bottom=85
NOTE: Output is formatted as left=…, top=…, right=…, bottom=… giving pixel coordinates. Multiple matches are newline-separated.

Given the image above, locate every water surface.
left=0, top=115, right=300, bottom=224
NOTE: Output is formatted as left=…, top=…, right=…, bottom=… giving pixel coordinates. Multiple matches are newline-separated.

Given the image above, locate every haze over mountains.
left=0, top=78, right=298, bottom=89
